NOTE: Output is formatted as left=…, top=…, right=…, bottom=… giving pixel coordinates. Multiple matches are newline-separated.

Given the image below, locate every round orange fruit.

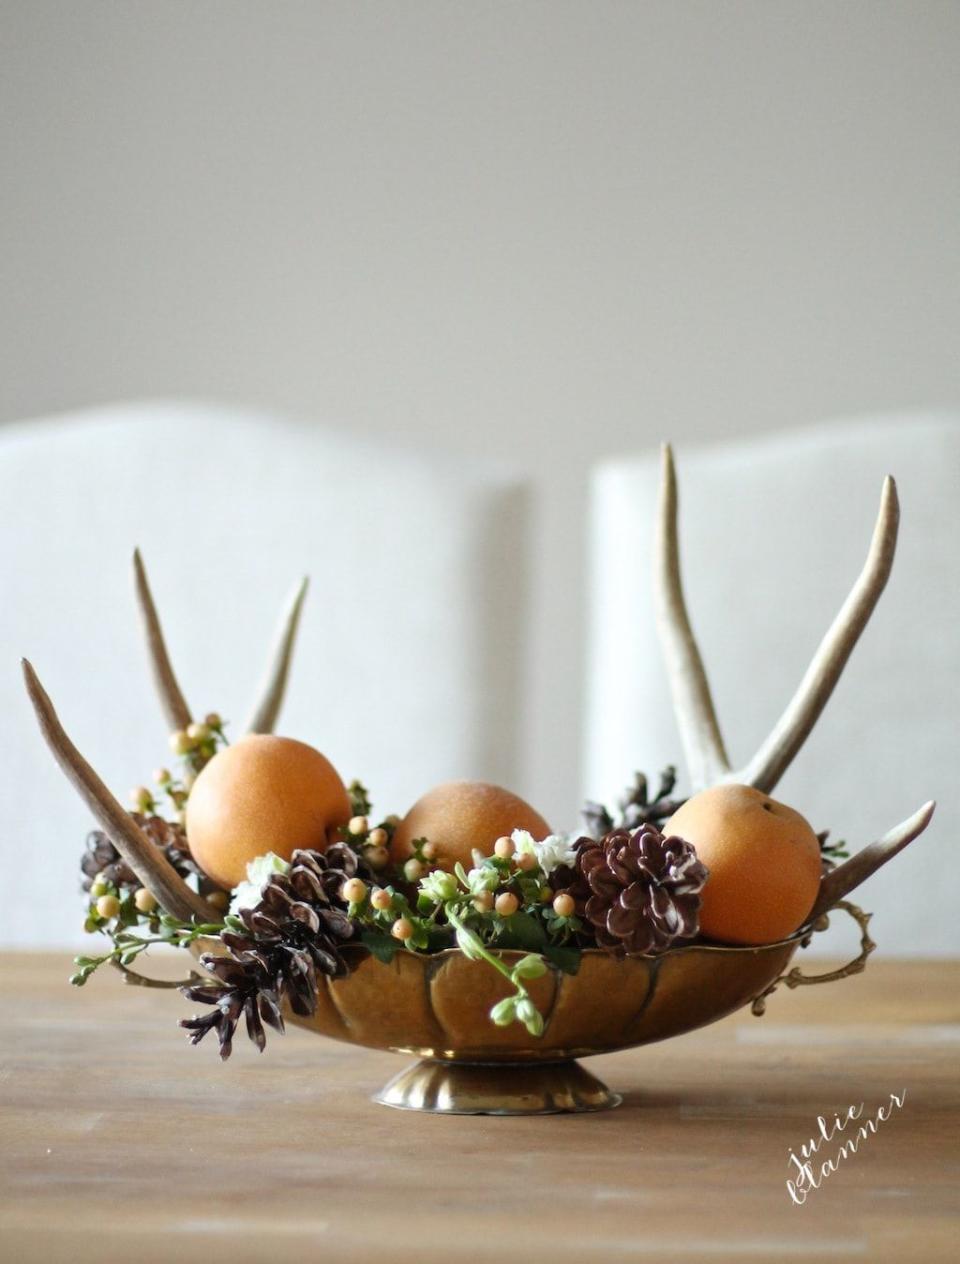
left=185, top=735, right=352, bottom=889
left=391, top=780, right=551, bottom=871
left=664, top=784, right=822, bottom=945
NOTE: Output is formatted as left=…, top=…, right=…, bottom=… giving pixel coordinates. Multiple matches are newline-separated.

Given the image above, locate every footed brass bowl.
left=271, top=900, right=873, bottom=1115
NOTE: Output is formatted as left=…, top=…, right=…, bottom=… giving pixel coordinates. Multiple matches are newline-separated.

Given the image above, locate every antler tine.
left=132, top=548, right=192, bottom=732
left=21, top=659, right=214, bottom=924
left=654, top=443, right=731, bottom=789
left=735, top=476, right=899, bottom=793
left=243, top=576, right=309, bottom=735
left=809, top=800, right=935, bottom=922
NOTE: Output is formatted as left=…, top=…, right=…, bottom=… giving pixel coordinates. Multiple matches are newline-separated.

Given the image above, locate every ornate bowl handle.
left=751, top=900, right=876, bottom=1016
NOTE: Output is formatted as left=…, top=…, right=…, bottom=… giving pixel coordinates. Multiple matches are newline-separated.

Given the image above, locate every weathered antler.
left=132, top=548, right=192, bottom=732
left=809, top=800, right=936, bottom=922
left=654, top=445, right=731, bottom=787
left=21, top=659, right=214, bottom=923
left=655, top=446, right=900, bottom=794
left=134, top=549, right=307, bottom=737
left=243, top=576, right=309, bottom=735
left=736, top=475, right=899, bottom=792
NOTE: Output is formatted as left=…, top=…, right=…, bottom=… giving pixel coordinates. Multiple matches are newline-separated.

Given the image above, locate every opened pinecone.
left=180, top=843, right=370, bottom=1059
left=568, top=822, right=708, bottom=956
left=581, top=766, right=686, bottom=839
left=80, top=814, right=202, bottom=892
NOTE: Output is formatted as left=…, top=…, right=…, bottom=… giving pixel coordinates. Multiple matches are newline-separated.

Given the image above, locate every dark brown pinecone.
left=179, top=954, right=284, bottom=1059
left=569, top=823, right=708, bottom=956
left=179, top=843, right=369, bottom=1059
left=80, top=813, right=202, bottom=893
left=581, top=766, right=686, bottom=839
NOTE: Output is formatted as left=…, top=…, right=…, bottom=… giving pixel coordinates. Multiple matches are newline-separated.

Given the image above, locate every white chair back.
left=0, top=402, right=528, bottom=947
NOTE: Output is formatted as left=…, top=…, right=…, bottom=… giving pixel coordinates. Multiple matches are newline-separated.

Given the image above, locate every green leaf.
left=544, top=944, right=581, bottom=976
left=425, top=926, right=456, bottom=953
left=455, top=925, right=485, bottom=962
left=118, top=897, right=139, bottom=927
left=490, top=997, right=517, bottom=1026
left=512, top=954, right=547, bottom=980
left=347, top=779, right=372, bottom=817
left=522, top=1008, right=544, bottom=1037
left=409, top=926, right=430, bottom=951
left=514, top=997, right=544, bottom=1036
left=360, top=929, right=401, bottom=965
left=494, top=911, right=547, bottom=952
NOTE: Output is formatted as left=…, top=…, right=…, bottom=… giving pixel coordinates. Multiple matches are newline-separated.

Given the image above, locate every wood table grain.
left=1, top=953, right=957, bottom=1263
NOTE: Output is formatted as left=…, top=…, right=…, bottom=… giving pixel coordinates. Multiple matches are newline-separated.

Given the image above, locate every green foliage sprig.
left=71, top=909, right=224, bottom=987
left=344, top=848, right=582, bottom=1036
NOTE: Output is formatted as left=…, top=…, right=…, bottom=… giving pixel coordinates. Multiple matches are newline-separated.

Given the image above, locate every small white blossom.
left=419, top=870, right=459, bottom=903
left=510, top=829, right=578, bottom=875
left=465, top=865, right=500, bottom=895
left=229, top=852, right=291, bottom=915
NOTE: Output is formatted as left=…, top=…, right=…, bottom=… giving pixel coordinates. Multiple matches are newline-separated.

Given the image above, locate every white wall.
left=2, top=1, right=959, bottom=832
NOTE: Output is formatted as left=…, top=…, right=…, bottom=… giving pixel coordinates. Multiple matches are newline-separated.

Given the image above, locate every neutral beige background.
left=2, top=1, right=958, bottom=828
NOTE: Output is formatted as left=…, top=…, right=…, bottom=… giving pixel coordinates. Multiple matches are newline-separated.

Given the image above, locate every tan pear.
left=391, top=780, right=551, bottom=870
left=665, top=784, right=821, bottom=945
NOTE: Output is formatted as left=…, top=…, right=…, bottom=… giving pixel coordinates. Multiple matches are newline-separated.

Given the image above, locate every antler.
left=132, top=548, right=192, bottom=732
left=134, top=549, right=307, bottom=738
left=654, top=445, right=731, bottom=787
left=655, top=447, right=900, bottom=793
left=21, top=659, right=214, bottom=923
left=809, top=800, right=936, bottom=921
left=243, top=576, right=309, bottom=735
left=736, top=475, right=899, bottom=792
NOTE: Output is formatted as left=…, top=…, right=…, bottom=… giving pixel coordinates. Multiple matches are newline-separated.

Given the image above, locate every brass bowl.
left=267, top=901, right=873, bottom=1114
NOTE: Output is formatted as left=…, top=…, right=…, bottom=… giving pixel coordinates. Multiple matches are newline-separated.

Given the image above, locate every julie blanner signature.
left=786, top=1090, right=907, bottom=1205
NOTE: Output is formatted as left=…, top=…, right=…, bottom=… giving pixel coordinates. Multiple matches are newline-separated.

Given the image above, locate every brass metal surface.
left=376, top=1058, right=621, bottom=1114
left=287, top=932, right=805, bottom=1060
left=751, top=900, right=876, bottom=1015
left=185, top=903, right=869, bottom=1113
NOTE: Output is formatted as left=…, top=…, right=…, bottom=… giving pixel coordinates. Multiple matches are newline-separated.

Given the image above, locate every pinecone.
left=581, top=766, right=686, bottom=839
left=179, top=954, right=283, bottom=1059
left=179, top=843, right=369, bottom=1059
left=80, top=814, right=201, bottom=893
left=569, top=823, right=708, bottom=956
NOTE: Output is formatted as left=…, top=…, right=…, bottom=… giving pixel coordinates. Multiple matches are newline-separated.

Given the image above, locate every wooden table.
left=1, top=954, right=957, bottom=1262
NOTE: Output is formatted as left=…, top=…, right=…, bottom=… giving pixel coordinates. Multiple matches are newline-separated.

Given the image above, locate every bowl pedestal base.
left=374, top=1058, right=622, bottom=1115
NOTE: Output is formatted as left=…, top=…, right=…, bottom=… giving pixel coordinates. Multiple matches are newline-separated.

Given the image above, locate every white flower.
left=465, top=865, right=500, bottom=895
left=228, top=852, right=291, bottom=915
left=510, top=829, right=578, bottom=875
left=419, top=870, right=459, bottom=903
